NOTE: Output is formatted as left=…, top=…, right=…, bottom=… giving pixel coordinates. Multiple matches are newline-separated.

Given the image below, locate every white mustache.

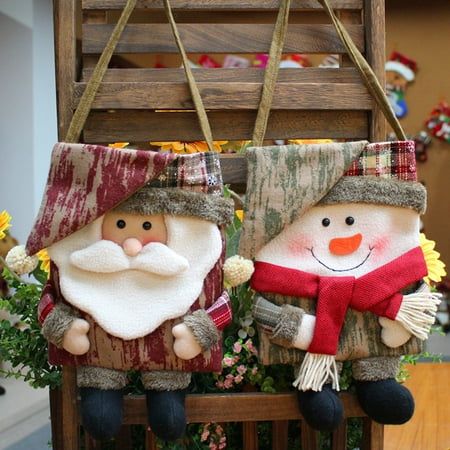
left=70, top=240, right=189, bottom=276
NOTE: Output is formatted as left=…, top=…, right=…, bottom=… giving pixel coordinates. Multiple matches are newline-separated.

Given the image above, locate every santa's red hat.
left=26, top=143, right=233, bottom=255
left=385, top=51, right=417, bottom=82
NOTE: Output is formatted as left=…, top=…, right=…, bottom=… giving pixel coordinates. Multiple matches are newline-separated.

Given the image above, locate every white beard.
left=49, top=215, right=222, bottom=340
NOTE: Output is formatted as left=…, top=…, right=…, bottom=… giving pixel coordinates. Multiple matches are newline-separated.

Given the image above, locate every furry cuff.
left=252, top=296, right=304, bottom=347
left=352, top=357, right=401, bottom=381
left=183, top=310, right=220, bottom=351
left=272, top=305, right=305, bottom=347
left=41, top=303, right=78, bottom=348
left=141, top=371, right=191, bottom=391
left=77, top=366, right=128, bottom=390
left=116, top=187, right=234, bottom=226
left=319, top=176, right=427, bottom=214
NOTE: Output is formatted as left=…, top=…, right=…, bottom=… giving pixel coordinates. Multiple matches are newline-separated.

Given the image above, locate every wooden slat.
left=73, top=81, right=371, bottom=110
left=362, top=418, right=384, bottom=450
left=332, top=421, right=348, bottom=450
left=120, top=392, right=367, bottom=425
left=301, top=421, right=319, bottom=450
left=62, top=366, right=79, bottom=450
left=115, top=426, right=133, bottom=448
left=82, top=23, right=365, bottom=54
left=81, top=67, right=365, bottom=83
left=54, top=0, right=78, bottom=140
left=243, top=422, right=259, bottom=450
left=364, top=0, right=387, bottom=141
left=84, top=110, right=369, bottom=142
left=145, top=429, right=158, bottom=450
left=83, top=0, right=363, bottom=11
left=272, top=420, right=289, bottom=450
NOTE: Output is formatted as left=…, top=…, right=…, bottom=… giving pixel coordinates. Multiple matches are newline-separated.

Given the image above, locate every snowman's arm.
left=252, top=295, right=315, bottom=350
left=38, top=280, right=80, bottom=348
left=182, top=291, right=232, bottom=351
left=367, top=282, right=441, bottom=341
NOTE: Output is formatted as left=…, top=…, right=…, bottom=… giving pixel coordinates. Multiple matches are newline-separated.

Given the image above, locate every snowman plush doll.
left=237, top=140, right=440, bottom=431
left=12, top=143, right=234, bottom=441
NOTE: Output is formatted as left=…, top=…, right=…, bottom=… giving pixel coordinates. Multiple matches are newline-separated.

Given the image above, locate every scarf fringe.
left=396, top=290, right=442, bottom=340
left=293, top=353, right=340, bottom=392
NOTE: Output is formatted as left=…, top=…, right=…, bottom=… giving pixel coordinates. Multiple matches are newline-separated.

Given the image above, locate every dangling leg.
left=142, top=371, right=191, bottom=441
left=78, top=366, right=128, bottom=440
left=296, top=362, right=344, bottom=431
left=353, top=356, right=414, bottom=424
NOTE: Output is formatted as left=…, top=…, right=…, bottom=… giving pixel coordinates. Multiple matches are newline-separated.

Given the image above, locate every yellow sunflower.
left=235, top=210, right=244, bottom=222
left=37, top=248, right=51, bottom=274
left=108, top=142, right=129, bottom=149
left=0, top=210, right=12, bottom=240
left=150, top=141, right=228, bottom=153
left=288, top=139, right=334, bottom=145
left=420, top=233, right=446, bottom=285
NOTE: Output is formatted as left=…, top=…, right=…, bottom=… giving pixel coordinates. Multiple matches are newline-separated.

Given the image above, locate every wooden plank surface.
left=364, top=0, right=387, bottom=142
left=82, top=23, right=365, bottom=54
left=53, top=0, right=77, bottom=140
left=73, top=80, right=372, bottom=110
left=243, top=422, right=259, bottom=450
left=82, top=0, right=363, bottom=11
left=384, top=363, right=450, bottom=450
left=81, top=67, right=365, bottom=83
left=83, top=110, right=369, bottom=142
left=62, top=366, right=79, bottom=450
left=272, top=421, right=289, bottom=450
left=119, top=392, right=367, bottom=425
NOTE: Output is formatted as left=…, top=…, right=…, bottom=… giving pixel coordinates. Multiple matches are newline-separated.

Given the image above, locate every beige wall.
left=386, top=0, right=450, bottom=269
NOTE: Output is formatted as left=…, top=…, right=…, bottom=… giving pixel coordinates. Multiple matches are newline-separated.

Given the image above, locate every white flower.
left=223, top=255, right=254, bottom=288
left=5, top=245, right=38, bottom=275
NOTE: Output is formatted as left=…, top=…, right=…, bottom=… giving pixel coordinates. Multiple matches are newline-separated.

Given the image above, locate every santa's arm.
left=252, top=295, right=315, bottom=350
left=173, top=291, right=233, bottom=359
left=38, top=280, right=90, bottom=355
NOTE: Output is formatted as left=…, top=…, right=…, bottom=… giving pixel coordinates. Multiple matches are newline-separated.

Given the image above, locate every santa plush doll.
left=237, top=140, right=440, bottom=431
left=19, top=143, right=234, bottom=441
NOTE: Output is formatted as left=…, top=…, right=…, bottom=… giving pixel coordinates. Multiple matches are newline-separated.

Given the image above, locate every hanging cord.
left=64, top=0, right=137, bottom=143
left=319, top=0, right=406, bottom=140
left=252, top=0, right=291, bottom=147
left=163, top=0, right=214, bottom=152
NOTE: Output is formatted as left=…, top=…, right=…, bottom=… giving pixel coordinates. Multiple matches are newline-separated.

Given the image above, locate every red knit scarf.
left=251, top=247, right=427, bottom=355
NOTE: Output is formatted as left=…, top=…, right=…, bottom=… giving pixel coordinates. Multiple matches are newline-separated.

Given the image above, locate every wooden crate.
left=52, top=1, right=387, bottom=448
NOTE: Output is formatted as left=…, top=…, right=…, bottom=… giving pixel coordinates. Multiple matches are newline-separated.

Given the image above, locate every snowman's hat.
left=319, top=140, right=426, bottom=213
left=385, top=51, right=417, bottom=82
left=240, top=140, right=426, bottom=259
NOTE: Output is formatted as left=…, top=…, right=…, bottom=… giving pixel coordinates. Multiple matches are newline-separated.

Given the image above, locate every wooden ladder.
left=52, top=1, right=387, bottom=448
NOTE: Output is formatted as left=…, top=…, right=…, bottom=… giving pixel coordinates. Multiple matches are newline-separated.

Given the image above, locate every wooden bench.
left=51, top=1, right=387, bottom=448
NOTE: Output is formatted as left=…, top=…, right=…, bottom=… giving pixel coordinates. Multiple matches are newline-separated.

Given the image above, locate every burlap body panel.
left=48, top=242, right=226, bottom=373
left=258, top=292, right=423, bottom=366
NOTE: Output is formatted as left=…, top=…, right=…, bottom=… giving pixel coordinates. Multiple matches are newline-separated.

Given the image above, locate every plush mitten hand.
left=63, top=318, right=90, bottom=355
left=172, top=323, right=202, bottom=360
left=223, top=255, right=254, bottom=288
left=292, top=314, right=316, bottom=350
left=379, top=317, right=412, bottom=348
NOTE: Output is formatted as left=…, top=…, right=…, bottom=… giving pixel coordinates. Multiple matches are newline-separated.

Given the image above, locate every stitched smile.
left=308, top=247, right=373, bottom=272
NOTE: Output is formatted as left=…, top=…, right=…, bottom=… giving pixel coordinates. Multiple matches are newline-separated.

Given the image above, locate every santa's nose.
left=329, top=233, right=362, bottom=255
left=123, top=238, right=143, bottom=256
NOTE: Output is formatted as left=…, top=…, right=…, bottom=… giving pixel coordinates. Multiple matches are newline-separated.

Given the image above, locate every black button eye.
left=322, top=218, right=331, bottom=227
left=345, top=216, right=355, bottom=225
left=142, top=221, right=152, bottom=231
left=116, top=219, right=126, bottom=229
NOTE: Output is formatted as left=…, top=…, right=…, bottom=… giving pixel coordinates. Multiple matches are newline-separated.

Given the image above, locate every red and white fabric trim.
left=206, top=291, right=232, bottom=330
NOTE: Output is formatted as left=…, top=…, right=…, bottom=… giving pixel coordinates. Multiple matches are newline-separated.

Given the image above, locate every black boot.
left=146, top=389, right=186, bottom=441
left=355, top=379, right=414, bottom=424
left=297, top=384, right=344, bottom=431
left=0, top=385, right=5, bottom=395
left=80, top=387, right=123, bottom=441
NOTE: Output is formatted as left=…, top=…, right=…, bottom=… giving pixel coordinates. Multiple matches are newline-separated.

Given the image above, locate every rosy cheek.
left=370, top=235, right=391, bottom=259
left=288, top=235, right=314, bottom=256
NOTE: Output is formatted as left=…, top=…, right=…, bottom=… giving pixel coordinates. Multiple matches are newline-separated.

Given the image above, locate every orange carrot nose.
left=329, top=233, right=362, bottom=255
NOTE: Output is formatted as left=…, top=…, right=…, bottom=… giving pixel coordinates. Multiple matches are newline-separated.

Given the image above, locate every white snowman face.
left=256, top=203, right=420, bottom=278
